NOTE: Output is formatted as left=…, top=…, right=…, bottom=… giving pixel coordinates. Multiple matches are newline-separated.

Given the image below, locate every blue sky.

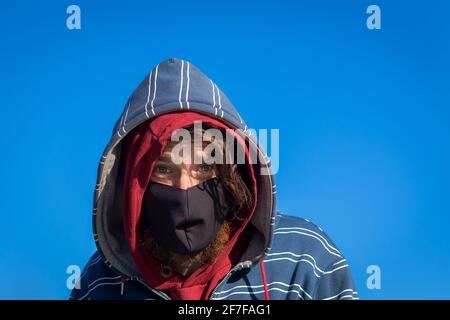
left=1, top=0, right=449, bottom=299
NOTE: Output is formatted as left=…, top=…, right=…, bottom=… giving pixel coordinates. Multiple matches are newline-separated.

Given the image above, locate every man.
left=70, top=58, right=358, bottom=300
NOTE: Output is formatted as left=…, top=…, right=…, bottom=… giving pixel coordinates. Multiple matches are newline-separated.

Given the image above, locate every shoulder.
left=269, top=211, right=358, bottom=300
left=69, top=251, right=122, bottom=300
left=80, top=251, right=115, bottom=280
left=70, top=251, right=163, bottom=300
left=271, top=211, right=346, bottom=267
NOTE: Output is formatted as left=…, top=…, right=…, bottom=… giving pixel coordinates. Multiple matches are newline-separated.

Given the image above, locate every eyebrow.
left=157, top=154, right=173, bottom=163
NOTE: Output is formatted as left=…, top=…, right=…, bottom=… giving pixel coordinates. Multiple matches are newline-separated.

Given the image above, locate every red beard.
left=139, top=219, right=233, bottom=278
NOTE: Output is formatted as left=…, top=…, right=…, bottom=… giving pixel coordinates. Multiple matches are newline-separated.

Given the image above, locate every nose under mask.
left=141, top=177, right=231, bottom=255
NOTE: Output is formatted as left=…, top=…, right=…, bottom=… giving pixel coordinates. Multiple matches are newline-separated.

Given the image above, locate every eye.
left=155, top=165, right=172, bottom=174
left=198, top=164, right=213, bottom=173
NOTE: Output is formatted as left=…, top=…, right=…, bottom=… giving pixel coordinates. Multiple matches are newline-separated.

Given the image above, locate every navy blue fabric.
left=71, top=212, right=358, bottom=300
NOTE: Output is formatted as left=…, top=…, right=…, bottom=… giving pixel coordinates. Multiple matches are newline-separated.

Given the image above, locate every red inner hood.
left=121, top=111, right=258, bottom=300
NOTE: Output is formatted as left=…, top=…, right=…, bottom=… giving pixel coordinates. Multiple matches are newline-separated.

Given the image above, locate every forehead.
left=157, top=140, right=215, bottom=163
left=162, top=139, right=210, bottom=151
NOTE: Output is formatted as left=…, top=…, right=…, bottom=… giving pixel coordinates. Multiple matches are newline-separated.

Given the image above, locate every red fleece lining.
left=122, top=111, right=258, bottom=300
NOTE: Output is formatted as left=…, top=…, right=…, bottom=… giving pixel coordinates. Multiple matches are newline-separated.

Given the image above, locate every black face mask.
left=141, top=177, right=231, bottom=255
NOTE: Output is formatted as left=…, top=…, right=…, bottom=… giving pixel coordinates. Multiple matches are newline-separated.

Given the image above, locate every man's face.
left=142, top=139, right=231, bottom=278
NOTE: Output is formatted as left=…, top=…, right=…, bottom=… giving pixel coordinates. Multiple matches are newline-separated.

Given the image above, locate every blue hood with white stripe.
left=70, top=57, right=358, bottom=300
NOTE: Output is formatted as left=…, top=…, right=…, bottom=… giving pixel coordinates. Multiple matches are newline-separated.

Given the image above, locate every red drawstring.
left=259, top=260, right=270, bottom=300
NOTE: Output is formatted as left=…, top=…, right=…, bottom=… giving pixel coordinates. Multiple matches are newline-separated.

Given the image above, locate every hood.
left=92, top=57, right=276, bottom=283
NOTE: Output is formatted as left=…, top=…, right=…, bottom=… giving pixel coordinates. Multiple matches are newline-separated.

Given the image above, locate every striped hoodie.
left=70, top=58, right=358, bottom=300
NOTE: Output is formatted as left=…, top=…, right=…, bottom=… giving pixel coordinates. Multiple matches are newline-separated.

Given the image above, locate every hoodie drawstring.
left=120, top=276, right=127, bottom=295
left=259, top=260, right=270, bottom=300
